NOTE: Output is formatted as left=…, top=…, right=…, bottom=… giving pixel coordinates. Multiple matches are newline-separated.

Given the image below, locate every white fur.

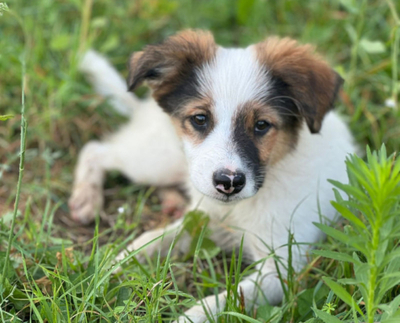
left=198, top=47, right=270, bottom=107
left=69, top=51, right=186, bottom=223
left=71, top=49, right=356, bottom=322
left=79, top=50, right=140, bottom=116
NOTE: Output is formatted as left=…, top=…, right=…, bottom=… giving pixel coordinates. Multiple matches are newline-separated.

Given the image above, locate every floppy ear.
left=127, top=30, right=216, bottom=93
left=256, top=37, right=343, bottom=133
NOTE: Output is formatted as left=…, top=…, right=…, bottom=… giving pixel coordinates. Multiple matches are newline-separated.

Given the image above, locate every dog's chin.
left=200, top=190, right=257, bottom=205
left=210, top=194, right=242, bottom=204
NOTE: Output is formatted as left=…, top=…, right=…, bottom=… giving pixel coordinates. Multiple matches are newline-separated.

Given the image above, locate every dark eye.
left=254, top=120, right=272, bottom=135
left=190, top=114, right=208, bottom=129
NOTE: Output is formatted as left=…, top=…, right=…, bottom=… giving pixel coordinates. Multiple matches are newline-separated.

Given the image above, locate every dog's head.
left=128, top=30, right=343, bottom=203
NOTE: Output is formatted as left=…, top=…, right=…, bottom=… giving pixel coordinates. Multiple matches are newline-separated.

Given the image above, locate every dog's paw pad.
left=159, top=189, right=186, bottom=218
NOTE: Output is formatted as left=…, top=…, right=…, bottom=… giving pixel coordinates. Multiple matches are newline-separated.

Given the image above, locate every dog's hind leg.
left=158, top=187, right=187, bottom=218
left=69, top=104, right=187, bottom=224
left=69, top=140, right=114, bottom=224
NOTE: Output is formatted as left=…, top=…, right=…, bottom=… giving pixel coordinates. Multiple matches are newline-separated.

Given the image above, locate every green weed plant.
left=313, top=146, right=400, bottom=323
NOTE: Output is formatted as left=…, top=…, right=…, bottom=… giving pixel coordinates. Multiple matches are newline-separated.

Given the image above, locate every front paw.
left=113, top=243, right=141, bottom=274
left=68, top=183, right=103, bottom=224
left=173, top=292, right=224, bottom=323
left=173, top=305, right=211, bottom=323
left=113, top=229, right=164, bottom=272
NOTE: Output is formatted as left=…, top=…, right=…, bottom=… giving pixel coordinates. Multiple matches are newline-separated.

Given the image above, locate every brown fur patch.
left=239, top=101, right=296, bottom=166
left=127, top=30, right=217, bottom=101
left=255, top=37, right=342, bottom=133
left=260, top=130, right=295, bottom=166
left=171, top=96, right=214, bottom=145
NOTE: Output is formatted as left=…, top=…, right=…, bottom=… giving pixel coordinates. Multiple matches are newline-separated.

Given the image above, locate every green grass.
left=1, top=0, right=400, bottom=322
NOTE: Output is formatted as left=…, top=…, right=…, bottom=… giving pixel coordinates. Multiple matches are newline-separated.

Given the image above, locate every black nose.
left=213, top=169, right=246, bottom=196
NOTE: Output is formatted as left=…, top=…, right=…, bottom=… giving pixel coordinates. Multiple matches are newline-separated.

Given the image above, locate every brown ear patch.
left=127, top=30, right=217, bottom=114
left=255, top=37, right=343, bottom=133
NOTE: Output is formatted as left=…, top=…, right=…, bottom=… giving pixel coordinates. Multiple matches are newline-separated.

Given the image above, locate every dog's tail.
left=79, top=50, right=140, bottom=116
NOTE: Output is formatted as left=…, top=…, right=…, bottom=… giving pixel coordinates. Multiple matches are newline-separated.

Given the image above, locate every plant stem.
left=78, top=0, right=93, bottom=55
left=367, top=219, right=380, bottom=323
left=386, top=0, right=400, bottom=110
left=348, top=0, right=367, bottom=89
left=1, top=58, right=27, bottom=286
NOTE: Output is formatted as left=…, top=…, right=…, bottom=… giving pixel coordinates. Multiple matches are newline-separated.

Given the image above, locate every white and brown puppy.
left=70, top=30, right=356, bottom=322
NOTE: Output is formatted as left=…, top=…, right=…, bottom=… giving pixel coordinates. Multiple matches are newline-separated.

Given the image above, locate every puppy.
left=70, top=30, right=356, bottom=322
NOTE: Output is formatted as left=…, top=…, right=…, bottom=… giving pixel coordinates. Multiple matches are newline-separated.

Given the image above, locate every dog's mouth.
left=203, top=191, right=245, bottom=204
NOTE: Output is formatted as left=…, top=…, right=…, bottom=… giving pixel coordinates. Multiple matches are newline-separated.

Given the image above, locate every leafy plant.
left=181, top=210, right=221, bottom=260
left=313, top=146, right=400, bottom=323
left=0, top=115, right=14, bottom=121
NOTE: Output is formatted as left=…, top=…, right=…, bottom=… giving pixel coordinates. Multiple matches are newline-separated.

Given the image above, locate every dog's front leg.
left=114, top=218, right=190, bottom=265
left=174, top=256, right=283, bottom=323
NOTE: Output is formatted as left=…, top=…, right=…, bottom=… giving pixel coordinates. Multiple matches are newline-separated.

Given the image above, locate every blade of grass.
left=1, top=54, right=27, bottom=287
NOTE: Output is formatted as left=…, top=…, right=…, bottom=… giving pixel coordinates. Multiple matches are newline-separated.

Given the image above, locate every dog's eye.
left=190, top=114, right=208, bottom=129
left=254, top=120, right=272, bottom=135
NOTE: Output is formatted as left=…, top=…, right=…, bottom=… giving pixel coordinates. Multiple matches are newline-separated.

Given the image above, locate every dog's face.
left=128, top=30, right=342, bottom=203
